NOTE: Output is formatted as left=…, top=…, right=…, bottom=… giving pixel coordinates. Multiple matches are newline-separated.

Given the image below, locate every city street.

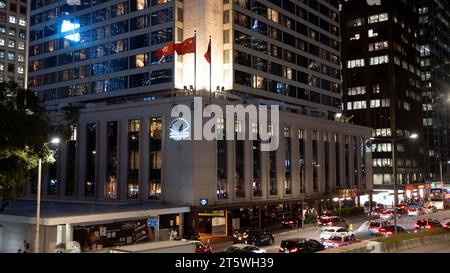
left=212, top=210, right=450, bottom=253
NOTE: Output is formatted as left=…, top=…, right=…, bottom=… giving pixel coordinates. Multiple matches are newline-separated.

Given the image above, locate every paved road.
left=399, top=243, right=450, bottom=253
left=212, top=210, right=450, bottom=253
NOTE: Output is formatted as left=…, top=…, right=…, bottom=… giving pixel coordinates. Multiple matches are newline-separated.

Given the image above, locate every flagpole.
left=194, top=30, right=197, bottom=96
left=209, top=36, right=212, bottom=104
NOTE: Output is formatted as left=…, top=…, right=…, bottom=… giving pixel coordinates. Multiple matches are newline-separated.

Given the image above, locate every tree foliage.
left=0, top=83, right=51, bottom=212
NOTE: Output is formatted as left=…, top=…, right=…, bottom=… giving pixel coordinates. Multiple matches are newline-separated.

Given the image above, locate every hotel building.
left=0, top=0, right=373, bottom=252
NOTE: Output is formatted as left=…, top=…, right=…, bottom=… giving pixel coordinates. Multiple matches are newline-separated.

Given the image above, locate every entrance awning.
left=0, top=200, right=190, bottom=226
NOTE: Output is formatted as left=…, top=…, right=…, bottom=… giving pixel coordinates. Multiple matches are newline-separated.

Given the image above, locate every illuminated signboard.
left=61, top=20, right=81, bottom=42
left=169, top=118, right=190, bottom=140
left=199, top=199, right=208, bottom=206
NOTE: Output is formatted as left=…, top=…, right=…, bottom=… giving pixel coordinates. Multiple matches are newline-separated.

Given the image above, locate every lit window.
left=0, top=64, right=3, bottom=71
left=17, top=54, right=24, bottom=62
left=18, top=41, right=24, bottom=50
left=8, top=40, right=15, bottom=48
left=9, top=15, right=16, bottom=24
left=0, top=38, right=4, bottom=46
left=17, top=66, right=24, bottom=74
left=19, top=18, right=26, bottom=26
left=7, top=52, right=14, bottom=61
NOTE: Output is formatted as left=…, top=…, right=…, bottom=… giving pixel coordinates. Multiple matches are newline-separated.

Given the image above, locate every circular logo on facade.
left=169, top=118, right=190, bottom=140
left=199, top=199, right=208, bottom=206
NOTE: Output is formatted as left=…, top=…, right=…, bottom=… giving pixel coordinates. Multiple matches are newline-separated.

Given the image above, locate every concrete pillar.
left=339, top=134, right=345, bottom=189
left=58, top=141, right=68, bottom=198
left=291, top=128, right=300, bottom=198
left=140, top=118, right=150, bottom=202
left=277, top=126, right=283, bottom=198
left=261, top=147, right=269, bottom=200
left=329, top=136, right=336, bottom=192
left=65, top=224, right=73, bottom=243
left=245, top=139, right=252, bottom=202
left=178, top=213, right=184, bottom=238
left=305, top=129, right=313, bottom=195
left=318, top=131, right=326, bottom=195
left=97, top=121, right=107, bottom=200
left=119, top=119, right=129, bottom=201
left=227, top=139, right=234, bottom=202
left=77, top=123, right=87, bottom=198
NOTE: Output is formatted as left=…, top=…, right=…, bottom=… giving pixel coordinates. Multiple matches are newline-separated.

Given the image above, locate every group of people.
left=17, top=240, right=30, bottom=253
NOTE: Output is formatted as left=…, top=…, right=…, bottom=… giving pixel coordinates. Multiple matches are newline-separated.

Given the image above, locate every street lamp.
left=371, top=133, right=419, bottom=235
left=34, top=137, right=60, bottom=254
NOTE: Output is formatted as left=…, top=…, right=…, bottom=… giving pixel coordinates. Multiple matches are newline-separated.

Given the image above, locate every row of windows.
left=0, top=38, right=25, bottom=50
left=345, top=99, right=391, bottom=110
left=234, top=9, right=339, bottom=53
left=234, top=69, right=341, bottom=108
left=31, top=0, right=166, bottom=12
left=30, top=10, right=173, bottom=43
left=0, top=12, right=26, bottom=26
left=0, top=0, right=27, bottom=15
left=37, top=69, right=172, bottom=101
left=0, top=25, right=27, bottom=39
left=234, top=29, right=340, bottom=81
left=0, top=62, right=24, bottom=74
left=0, top=50, right=25, bottom=62
left=234, top=49, right=339, bottom=93
left=31, top=51, right=170, bottom=82
left=29, top=28, right=173, bottom=71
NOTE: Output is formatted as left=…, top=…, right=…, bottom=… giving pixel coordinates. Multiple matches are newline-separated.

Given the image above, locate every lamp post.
left=371, top=133, right=418, bottom=234
left=34, top=137, right=60, bottom=254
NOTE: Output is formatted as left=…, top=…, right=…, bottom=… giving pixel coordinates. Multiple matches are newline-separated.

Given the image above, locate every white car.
left=225, top=244, right=267, bottom=253
left=319, top=227, right=355, bottom=241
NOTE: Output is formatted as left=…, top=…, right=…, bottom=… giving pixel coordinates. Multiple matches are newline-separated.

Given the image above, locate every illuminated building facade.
left=24, top=0, right=373, bottom=238
left=0, top=0, right=28, bottom=87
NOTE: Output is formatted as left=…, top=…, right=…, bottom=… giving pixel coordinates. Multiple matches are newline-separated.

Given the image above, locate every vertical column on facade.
left=227, top=139, right=235, bottom=202
left=261, top=147, right=269, bottom=200
left=305, top=129, right=313, bottom=195
left=356, top=138, right=362, bottom=191
left=140, top=118, right=150, bottom=202
left=58, top=141, right=68, bottom=198
left=178, top=213, right=184, bottom=238
left=318, top=132, right=326, bottom=195
left=349, top=136, right=355, bottom=188
left=329, top=135, right=336, bottom=193
left=97, top=121, right=107, bottom=200
left=276, top=126, right=284, bottom=199
left=338, top=134, right=345, bottom=189
left=77, top=123, right=87, bottom=198
left=118, top=119, right=128, bottom=201
left=65, top=224, right=73, bottom=243
left=245, top=138, right=252, bottom=202
left=291, top=128, right=300, bottom=198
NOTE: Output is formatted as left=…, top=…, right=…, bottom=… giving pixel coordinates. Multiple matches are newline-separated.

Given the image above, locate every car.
left=408, top=207, right=425, bottom=216
left=195, top=242, right=212, bottom=253
left=281, top=218, right=300, bottom=229
left=317, top=216, right=349, bottom=231
left=379, top=210, right=399, bottom=220
left=368, top=220, right=392, bottom=236
left=443, top=222, right=450, bottom=230
left=371, top=208, right=386, bottom=217
left=279, top=239, right=325, bottom=254
left=322, top=235, right=361, bottom=249
left=233, top=229, right=275, bottom=246
left=424, top=206, right=438, bottom=214
left=225, top=244, right=266, bottom=253
left=377, top=226, right=408, bottom=237
left=414, top=219, right=443, bottom=233
left=319, top=227, right=355, bottom=241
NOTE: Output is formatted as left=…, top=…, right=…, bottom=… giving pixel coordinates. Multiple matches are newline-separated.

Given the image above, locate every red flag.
left=204, top=39, right=211, bottom=64
left=175, top=37, right=195, bottom=55
left=155, top=42, right=175, bottom=58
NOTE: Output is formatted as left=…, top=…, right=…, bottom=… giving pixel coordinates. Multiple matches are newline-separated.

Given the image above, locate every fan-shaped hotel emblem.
left=169, top=118, right=190, bottom=140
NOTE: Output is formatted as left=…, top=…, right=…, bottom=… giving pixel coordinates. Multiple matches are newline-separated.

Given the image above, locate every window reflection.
left=149, top=117, right=162, bottom=199
left=128, top=120, right=140, bottom=199
left=106, top=121, right=118, bottom=199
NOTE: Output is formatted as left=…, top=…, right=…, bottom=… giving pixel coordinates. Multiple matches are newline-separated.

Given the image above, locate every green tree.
left=0, top=82, right=51, bottom=213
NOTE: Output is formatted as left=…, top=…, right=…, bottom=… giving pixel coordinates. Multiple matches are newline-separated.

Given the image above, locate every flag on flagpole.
left=155, top=42, right=175, bottom=59
left=175, top=37, right=196, bottom=55
left=204, top=39, right=211, bottom=64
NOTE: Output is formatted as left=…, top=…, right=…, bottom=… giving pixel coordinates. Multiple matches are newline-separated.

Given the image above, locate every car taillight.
left=379, top=228, right=386, bottom=232
left=318, top=221, right=322, bottom=225
left=387, top=231, right=393, bottom=236
left=289, top=221, right=294, bottom=224
left=443, top=224, right=448, bottom=228
left=243, top=234, right=249, bottom=239
left=426, top=225, right=431, bottom=229
left=415, top=224, right=420, bottom=228
left=279, top=247, right=285, bottom=252
left=328, top=222, right=333, bottom=226
left=290, top=248, right=299, bottom=253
